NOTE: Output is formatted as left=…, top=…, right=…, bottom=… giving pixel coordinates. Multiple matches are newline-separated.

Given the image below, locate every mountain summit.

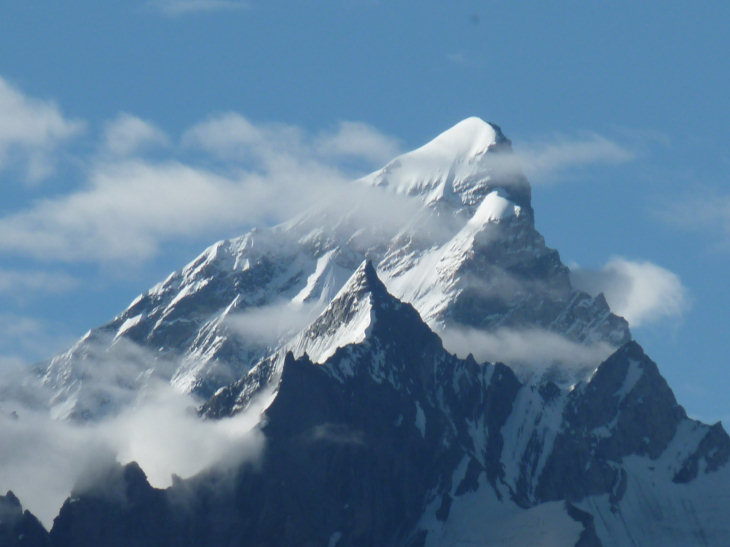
left=362, top=116, right=530, bottom=210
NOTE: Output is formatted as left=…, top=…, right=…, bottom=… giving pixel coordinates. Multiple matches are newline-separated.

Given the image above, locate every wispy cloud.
left=570, top=257, right=688, bottom=327
left=315, top=121, right=401, bottom=165
left=182, top=113, right=307, bottom=166
left=656, top=190, right=730, bottom=251
left=0, top=338, right=267, bottom=527
left=0, top=157, right=353, bottom=262
left=0, top=382, right=264, bottom=527
left=226, top=301, right=324, bottom=346
left=0, top=313, right=74, bottom=363
left=490, top=133, right=634, bottom=183
left=0, top=112, right=405, bottom=263
left=440, top=326, right=616, bottom=380
left=149, top=0, right=249, bottom=15
left=0, top=76, right=84, bottom=182
left=183, top=112, right=402, bottom=168
left=0, top=269, right=77, bottom=294
left=102, top=113, right=169, bottom=157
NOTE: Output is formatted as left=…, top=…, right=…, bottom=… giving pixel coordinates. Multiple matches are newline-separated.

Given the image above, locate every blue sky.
left=0, top=1, right=728, bottom=423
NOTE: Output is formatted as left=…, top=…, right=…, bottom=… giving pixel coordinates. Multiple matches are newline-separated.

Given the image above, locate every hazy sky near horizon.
left=0, top=1, right=729, bottom=423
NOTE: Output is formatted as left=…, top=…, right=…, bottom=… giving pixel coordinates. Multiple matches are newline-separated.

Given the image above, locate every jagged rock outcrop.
left=0, top=491, right=49, bottom=547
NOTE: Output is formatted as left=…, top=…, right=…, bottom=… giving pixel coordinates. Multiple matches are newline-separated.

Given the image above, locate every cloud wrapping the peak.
left=0, top=76, right=84, bottom=181
left=518, top=134, right=634, bottom=176
left=570, top=257, right=688, bottom=327
left=0, top=109, right=406, bottom=263
left=486, top=133, right=634, bottom=184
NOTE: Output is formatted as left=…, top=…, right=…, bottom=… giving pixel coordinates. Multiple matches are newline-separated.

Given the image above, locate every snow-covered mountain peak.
left=415, top=116, right=504, bottom=161
left=334, top=259, right=382, bottom=298
left=360, top=117, right=530, bottom=212
left=290, top=260, right=381, bottom=364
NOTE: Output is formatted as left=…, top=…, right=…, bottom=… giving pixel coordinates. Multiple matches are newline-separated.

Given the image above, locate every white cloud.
left=0, top=336, right=268, bottom=528
left=519, top=134, right=633, bottom=175
left=184, top=112, right=402, bottom=168
left=150, top=0, right=249, bottom=15
left=440, top=326, right=616, bottom=380
left=490, top=133, right=634, bottom=183
left=657, top=191, right=730, bottom=250
left=226, top=301, right=324, bottom=346
left=182, top=112, right=306, bottom=166
left=0, top=313, right=74, bottom=363
left=0, top=76, right=84, bottom=181
left=0, top=269, right=77, bottom=294
left=0, top=112, right=410, bottom=263
left=0, top=159, right=345, bottom=262
left=315, top=121, right=401, bottom=165
left=0, top=382, right=264, bottom=527
left=102, top=113, right=169, bottom=157
left=570, top=257, right=688, bottom=327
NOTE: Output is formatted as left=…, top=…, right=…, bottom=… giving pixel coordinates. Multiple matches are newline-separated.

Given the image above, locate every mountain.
left=43, top=261, right=730, bottom=546
left=41, top=117, right=628, bottom=420
left=6, top=117, right=730, bottom=546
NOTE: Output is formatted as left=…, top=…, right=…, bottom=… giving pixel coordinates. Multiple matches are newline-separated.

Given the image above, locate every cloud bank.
left=0, top=111, right=407, bottom=263
left=570, top=257, right=688, bottom=327
left=0, top=338, right=267, bottom=528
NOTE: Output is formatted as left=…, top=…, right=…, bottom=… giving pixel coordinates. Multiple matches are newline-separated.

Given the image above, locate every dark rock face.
left=535, top=342, right=688, bottom=502
left=46, top=269, right=524, bottom=545
left=0, top=491, right=50, bottom=547
left=49, top=463, right=169, bottom=547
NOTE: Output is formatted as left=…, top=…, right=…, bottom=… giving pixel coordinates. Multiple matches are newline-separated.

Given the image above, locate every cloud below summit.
left=570, top=257, right=688, bottom=327
left=440, top=326, right=616, bottom=378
